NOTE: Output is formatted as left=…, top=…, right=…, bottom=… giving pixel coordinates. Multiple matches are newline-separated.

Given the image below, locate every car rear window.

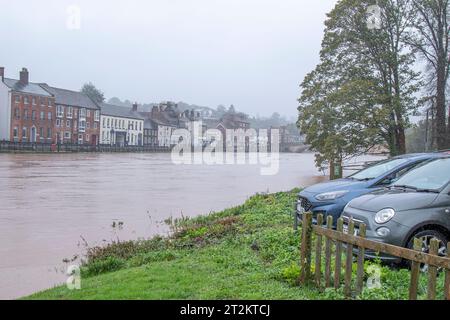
left=350, top=158, right=409, bottom=181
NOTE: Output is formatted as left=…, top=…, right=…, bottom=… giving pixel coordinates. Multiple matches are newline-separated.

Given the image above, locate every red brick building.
left=40, top=85, right=100, bottom=145
left=0, top=67, right=56, bottom=143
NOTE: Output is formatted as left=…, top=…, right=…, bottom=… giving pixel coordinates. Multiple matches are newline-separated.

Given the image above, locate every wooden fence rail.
left=299, top=212, right=450, bottom=300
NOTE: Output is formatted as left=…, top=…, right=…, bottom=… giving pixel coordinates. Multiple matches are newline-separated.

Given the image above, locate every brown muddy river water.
left=0, top=152, right=381, bottom=299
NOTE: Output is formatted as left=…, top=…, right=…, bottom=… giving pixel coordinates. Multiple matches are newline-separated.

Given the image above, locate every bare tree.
left=408, top=0, right=450, bottom=149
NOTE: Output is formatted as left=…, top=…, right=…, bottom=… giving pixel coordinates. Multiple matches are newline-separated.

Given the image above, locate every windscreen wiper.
left=415, top=188, right=440, bottom=194
left=392, top=185, right=418, bottom=191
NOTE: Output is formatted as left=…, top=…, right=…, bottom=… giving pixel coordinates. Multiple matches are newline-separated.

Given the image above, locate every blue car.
left=295, top=153, right=445, bottom=227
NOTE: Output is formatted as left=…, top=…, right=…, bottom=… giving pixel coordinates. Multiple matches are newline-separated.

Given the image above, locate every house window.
left=87, top=122, right=90, bottom=129
left=14, top=108, right=20, bottom=119
left=48, top=112, right=52, bottom=120
left=40, top=98, right=46, bottom=106
left=48, top=100, right=52, bottom=107
left=39, top=127, right=43, bottom=138
left=14, top=95, right=20, bottom=104
left=32, top=111, right=36, bottom=120
left=24, top=97, right=29, bottom=105
left=22, top=127, right=27, bottom=138
left=67, top=107, right=73, bottom=118
left=102, top=118, right=106, bottom=128
left=64, top=132, right=71, bottom=139
left=86, top=134, right=89, bottom=142
left=57, top=105, right=64, bottom=118
left=40, top=111, right=45, bottom=120
left=79, top=108, right=86, bottom=118
left=13, top=127, right=18, bottom=138
left=24, top=110, right=29, bottom=120
left=32, top=97, right=37, bottom=105
left=107, top=118, right=110, bottom=128
left=66, top=120, right=71, bottom=128
left=47, top=127, right=52, bottom=138
left=56, top=119, right=61, bottom=127
left=94, top=111, right=100, bottom=121
left=94, top=122, right=98, bottom=129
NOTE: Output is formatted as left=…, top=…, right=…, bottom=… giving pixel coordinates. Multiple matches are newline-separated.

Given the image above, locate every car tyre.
left=406, top=229, right=448, bottom=272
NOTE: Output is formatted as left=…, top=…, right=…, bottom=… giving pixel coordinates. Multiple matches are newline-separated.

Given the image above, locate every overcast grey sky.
left=0, top=0, right=336, bottom=117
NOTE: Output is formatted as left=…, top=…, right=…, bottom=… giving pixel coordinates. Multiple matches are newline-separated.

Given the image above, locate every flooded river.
left=0, top=152, right=380, bottom=299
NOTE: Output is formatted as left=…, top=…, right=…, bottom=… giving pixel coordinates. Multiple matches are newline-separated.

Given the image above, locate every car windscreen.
left=393, top=158, right=450, bottom=191
left=350, top=158, right=409, bottom=181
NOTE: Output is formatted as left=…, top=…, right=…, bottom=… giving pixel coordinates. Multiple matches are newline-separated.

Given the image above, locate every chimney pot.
left=132, top=102, right=138, bottom=112
left=19, top=68, right=29, bottom=84
left=0, top=67, right=4, bottom=81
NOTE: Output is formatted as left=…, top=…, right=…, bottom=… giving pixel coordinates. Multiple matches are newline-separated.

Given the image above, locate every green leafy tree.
left=81, top=82, right=105, bottom=105
left=298, top=0, right=421, bottom=167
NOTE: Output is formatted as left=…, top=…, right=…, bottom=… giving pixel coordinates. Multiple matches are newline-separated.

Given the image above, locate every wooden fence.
left=299, top=212, right=450, bottom=300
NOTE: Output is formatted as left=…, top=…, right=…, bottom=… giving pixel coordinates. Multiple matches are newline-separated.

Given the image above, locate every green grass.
left=27, top=190, right=446, bottom=300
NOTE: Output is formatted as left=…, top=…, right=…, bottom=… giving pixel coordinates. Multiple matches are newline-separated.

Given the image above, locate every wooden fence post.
left=344, top=219, right=354, bottom=298
left=356, top=224, right=366, bottom=296
left=300, top=212, right=313, bottom=284
left=409, top=238, right=422, bottom=300
left=315, top=214, right=324, bottom=288
left=427, top=238, right=439, bottom=300
left=324, top=216, right=334, bottom=287
left=334, top=218, right=344, bottom=289
left=445, top=242, right=450, bottom=300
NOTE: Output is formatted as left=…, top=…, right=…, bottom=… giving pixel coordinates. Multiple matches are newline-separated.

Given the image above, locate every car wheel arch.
left=403, top=222, right=450, bottom=248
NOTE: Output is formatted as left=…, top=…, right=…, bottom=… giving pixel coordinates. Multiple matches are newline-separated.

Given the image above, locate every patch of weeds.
left=82, top=256, right=126, bottom=277
left=281, top=263, right=301, bottom=286
left=128, top=250, right=180, bottom=268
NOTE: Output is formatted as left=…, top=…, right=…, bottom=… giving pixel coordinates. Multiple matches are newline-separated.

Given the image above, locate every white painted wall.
left=0, top=82, right=11, bottom=141
left=100, top=115, right=144, bottom=146
left=158, top=125, right=175, bottom=147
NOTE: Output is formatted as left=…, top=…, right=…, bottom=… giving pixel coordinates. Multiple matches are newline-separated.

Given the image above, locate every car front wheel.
left=406, top=230, right=448, bottom=272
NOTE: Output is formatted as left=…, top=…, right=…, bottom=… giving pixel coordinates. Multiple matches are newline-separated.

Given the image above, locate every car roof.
left=392, top=153, right=445, bottom=161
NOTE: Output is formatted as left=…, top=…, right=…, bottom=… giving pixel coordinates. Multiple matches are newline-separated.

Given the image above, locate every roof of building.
left=144, top=119, right=158, bottom=130
left=101, top=103, right=144, bottom=120
left=3, top=78, right=53, bottom=97
left=40, top=84, right=99, bottom=110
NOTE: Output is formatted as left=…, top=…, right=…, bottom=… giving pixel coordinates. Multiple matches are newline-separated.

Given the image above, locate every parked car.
left=341, top=156, right=450, bottom=263
left=296, top=153, right=444, bottom=227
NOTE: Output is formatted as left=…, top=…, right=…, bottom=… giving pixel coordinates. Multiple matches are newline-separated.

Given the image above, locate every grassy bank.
left=28, top=190, right=445, bottom=300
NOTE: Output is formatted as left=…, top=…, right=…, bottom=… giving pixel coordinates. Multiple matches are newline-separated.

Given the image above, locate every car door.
left=437, top=184, right=450, bottom=230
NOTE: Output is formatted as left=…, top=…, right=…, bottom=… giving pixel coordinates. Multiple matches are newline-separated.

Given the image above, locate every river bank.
left=27, top=190, right=446, bottom=300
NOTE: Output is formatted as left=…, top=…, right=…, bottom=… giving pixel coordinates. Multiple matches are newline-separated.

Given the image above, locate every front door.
left=30, top=127, right=36, bottom=143
left=91, top=135, right=97, bottom=146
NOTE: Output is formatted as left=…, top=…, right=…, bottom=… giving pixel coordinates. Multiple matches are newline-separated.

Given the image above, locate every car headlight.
left=375, top=208, right=395, bottom=224
left=315, top=190, right=349, bottom=201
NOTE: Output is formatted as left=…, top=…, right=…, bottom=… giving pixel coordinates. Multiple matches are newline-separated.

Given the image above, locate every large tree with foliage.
left=298, top=0, right=421, bottom=167
left=81, top=82, right=105, bottom=105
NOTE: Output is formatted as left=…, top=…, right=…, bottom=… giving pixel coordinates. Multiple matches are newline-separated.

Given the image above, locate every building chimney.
left=19, top=68, right=29, bottom=84
left=0, top=67, right=4, bottom=81
left=132, top=102, right=138, bottom=112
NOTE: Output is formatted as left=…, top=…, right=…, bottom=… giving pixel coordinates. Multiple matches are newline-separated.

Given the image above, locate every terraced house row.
left=0, top=67, right=253, bottom=149
left=0, top=67, right=144, bottom=146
